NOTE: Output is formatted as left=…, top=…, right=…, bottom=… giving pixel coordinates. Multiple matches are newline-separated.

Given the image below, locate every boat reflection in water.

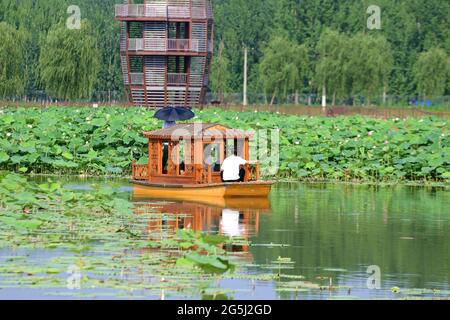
left=133, top=194, right=271, bottom=259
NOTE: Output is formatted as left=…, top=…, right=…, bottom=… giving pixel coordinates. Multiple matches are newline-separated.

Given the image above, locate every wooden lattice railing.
left=115, top=3, right=211, bottom=19
left=194, top=162, right=261, bottom=184
left=128, top=38, right=200, bottom=53
left=130, top=73, right=144, bottom=85
left=131, top=161, right=260, bottom=183
left=167, top=73, right=188, bottom=85
left=167, top=39, right=199, bottom=52
left=245, top=162, right=261, bottom=182
left=132, top=162, right=149, bottom=180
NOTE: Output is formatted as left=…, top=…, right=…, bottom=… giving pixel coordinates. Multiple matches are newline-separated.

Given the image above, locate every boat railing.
left=245, top=162, right=261, bottom=182
left=132, top=161, right=261, bottom=184
left=132, top=161, right=149, bottom=180
left=195, top=162, right=261, bottom=184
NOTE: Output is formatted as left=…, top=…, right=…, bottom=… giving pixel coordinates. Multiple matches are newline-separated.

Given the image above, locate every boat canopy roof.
left=143, top=123, right=254, bottom=140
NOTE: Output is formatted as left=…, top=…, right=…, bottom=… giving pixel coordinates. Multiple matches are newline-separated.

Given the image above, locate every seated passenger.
left=220, top=150, right=247, bottom=182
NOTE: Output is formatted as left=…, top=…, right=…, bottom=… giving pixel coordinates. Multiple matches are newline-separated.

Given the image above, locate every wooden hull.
left=133, top=194, right=271, bottom=210
left=131, top=180, right=273, bottom=202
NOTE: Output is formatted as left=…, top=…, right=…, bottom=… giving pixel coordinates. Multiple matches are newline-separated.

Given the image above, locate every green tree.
left=315, top=29, right=350, bottom=106
left=1, top=0, right=449, bottom=103
left=374, top=0, right=418, bottom=96
left=0, top=22, right=27, bottom=98
left=290, top=43, right=310, bottom=104
left=258, top=37, right=309, bottom=105
left=213, top=0, right=277, bottom=92
left=413, top=47, right=450, bottom=99
left=39, top=21, right=101, bottom=100
left=348, top=33, right=394, bottom=106
left=79, top=0, right=123, bottom=102
left=211, top=40, right=232, bottom=102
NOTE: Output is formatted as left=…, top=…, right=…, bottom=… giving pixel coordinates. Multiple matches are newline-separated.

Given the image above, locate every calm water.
left=257, top=183, right=450, bottom=299
left=1, top=180, right=449, bottom=300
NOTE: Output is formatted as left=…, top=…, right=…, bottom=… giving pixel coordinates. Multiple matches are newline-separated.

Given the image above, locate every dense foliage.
left=0, top=22, right=27, bottom=97
left=0, top=0, right=449, bottom=102
left=0, top=0, right=121, bottom=101
left=39, top=21, right=101, bottom=100
left=0, top=107, right=448, bottom=182
left=414, top=48, right=450, bottom=100
left=258, top=37, right=309, bottom=104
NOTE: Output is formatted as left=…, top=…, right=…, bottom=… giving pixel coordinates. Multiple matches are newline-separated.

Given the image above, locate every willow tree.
left=348, top=33, right=394, bottom=106
left=413, top=47, right=450, bottom=100
left=39, top=20, right=100, bottom=101
left=0, top=22, right=27, bottom=98
left=315, top=29, right=350, bottom=107
left=259, top=37, right=309, bottom=105
left=211, top=40, right=232, bottom=102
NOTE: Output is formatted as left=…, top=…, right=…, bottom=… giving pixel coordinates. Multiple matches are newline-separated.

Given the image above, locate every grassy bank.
left=0, top=106, right=448, bottom=183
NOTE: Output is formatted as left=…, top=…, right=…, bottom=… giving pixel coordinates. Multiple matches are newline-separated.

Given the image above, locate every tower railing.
left=167, top=39, right=199, bottom=52
left=130, top=73, right=144, bottom=85
left=167, top=6, right=190, bottom=18
left=115, top=4, right=210, bottom=19
left=116, top=4, right=146, bottom=17
left=128, top=73, right=191, bottom=87
left=128, top=38, right=199, bottom=53
left=167, top=73, right=188, bottom=85
left=128, top=38, right=144, bottom=51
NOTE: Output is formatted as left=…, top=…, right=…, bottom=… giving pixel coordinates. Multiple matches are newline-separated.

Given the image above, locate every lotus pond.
left=0, top=174, right=449, bottom=300
left=0, top=106, right=448, bottom=182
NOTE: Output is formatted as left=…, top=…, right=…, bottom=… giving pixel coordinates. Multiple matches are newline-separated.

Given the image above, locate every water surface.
left=1, top=179, right=449, bottom=300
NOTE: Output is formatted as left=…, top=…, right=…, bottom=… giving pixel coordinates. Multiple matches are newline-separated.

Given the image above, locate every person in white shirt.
left=221, top=149, right=247, bottom=182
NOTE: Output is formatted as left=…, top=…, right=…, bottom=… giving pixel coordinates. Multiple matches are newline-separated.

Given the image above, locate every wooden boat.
left=131, top=123, right=274, bottom=198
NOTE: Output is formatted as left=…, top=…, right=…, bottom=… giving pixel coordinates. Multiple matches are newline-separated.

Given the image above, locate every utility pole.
left=321, top=85, right=327, bottom=109
left=243, top=46, right=248, bottom=107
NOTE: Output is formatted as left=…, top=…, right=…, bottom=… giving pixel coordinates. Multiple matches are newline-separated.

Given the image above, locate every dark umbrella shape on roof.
left=154, top=106, right=195, bottom=122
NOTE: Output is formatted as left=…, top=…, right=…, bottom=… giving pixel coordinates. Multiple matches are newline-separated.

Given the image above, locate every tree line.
left=0, top=0, right=449, bottom=105
left=0, top=0, right=120, bottom=101
left=211, top=0, right=450, bottom=105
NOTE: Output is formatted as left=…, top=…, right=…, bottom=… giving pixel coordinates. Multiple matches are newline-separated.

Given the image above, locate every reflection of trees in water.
left=257, top=183, right=450, bottom=289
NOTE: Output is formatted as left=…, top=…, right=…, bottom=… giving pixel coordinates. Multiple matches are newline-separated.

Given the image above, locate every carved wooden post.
left=173, top=141, right=180, bottom=176
left=244, top=163, right=250, bottom=182
left=194, top=164, right=202, bottom=184
left=207, top=164, right=212, bottom=183
left=147, top=139, right=151, bottom=181
left=157, top=141, right=163, bottom=175
left=244, top=138, right=250, bottom=161
left=167, top=141, right=179, bottom=176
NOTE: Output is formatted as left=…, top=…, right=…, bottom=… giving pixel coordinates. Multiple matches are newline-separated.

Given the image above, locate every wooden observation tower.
left=115, top=0, right=214, bottom=107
